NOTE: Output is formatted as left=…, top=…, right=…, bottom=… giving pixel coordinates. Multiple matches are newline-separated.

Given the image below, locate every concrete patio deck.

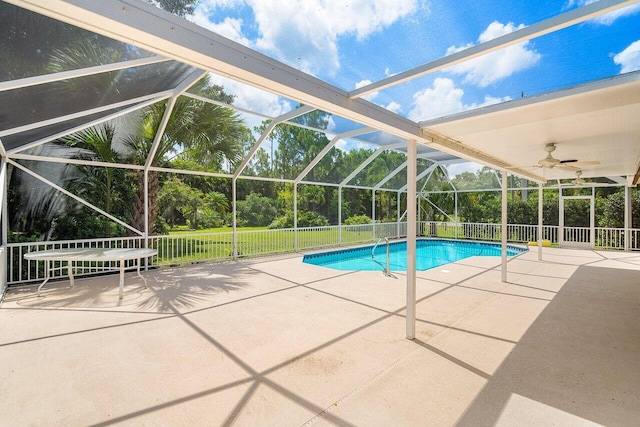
left=1, top=246, right=639, bottom=426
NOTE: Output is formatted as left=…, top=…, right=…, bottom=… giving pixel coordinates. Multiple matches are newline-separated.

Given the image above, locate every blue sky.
left=187, top=0, right=640, bottom=172
left=190, top=0, right=639, bottom=119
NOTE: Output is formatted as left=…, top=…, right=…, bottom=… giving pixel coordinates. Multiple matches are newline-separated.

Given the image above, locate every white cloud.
left=354, top=80, right=403, bottom=113
left=325, top=116, right=337, bottom=133
left=205, top=74, right=293, bottom=131
left=335, top=137, right=379, bottom=152
left=408, top=77, right=510, bottom=121
left=194, top=0, right=419, bottom=76
left=614, top=40, right=640, bottom=73
left=354, top=79, right=379, bottom=101
left=446, top=21, right=541, bottom=87
left=565, top=1, right=640, bottom=25
left=408, top=78, right=464, bottom=121
left=385, top=101, right=402, bottom=114
left=190, top=3, right=252, bottom=46
left=446, top=162, right=483, bottom=178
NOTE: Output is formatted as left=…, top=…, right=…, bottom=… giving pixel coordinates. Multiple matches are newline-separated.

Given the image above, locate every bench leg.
left=36, top=260, right=50, bottom=297
left=136, top=258, right=148, bottom=289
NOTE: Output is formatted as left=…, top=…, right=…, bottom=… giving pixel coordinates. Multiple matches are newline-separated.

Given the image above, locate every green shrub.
left=237, top=193, right=278, bottom=226
left=344, top=214, right=371, bottom=225
left=268, top=211, right=329, bottom=229
left=196, top=209, right=225, bottom=229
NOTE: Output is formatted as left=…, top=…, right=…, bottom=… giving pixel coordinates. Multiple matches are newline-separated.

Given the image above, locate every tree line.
left=4, top=1, right=638, bottom=243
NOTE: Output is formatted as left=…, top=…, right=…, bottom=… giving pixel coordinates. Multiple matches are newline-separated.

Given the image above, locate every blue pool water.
left=303, top=239, right=527, bottom=272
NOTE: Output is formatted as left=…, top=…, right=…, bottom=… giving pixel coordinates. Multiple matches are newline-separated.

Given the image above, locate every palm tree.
left=63, top=124, right=124, bottom=237
left=126, top=78, right=246, bottom=235
left=205, top=191, right=230, bottom=217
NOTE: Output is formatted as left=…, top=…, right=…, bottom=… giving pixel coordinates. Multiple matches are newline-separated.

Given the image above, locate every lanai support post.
left=501, top=170, right=508, bottom=282
left=232, top=178, right=238, bottom=260
left=454, top=190, right=458, bottom=240
left=0, top=157, right=7, bottom=297
left=372, top=190, right=376, bottom=241
left=406, top=140, right=417, bottom=340
left=293, top=183, right=298, bottom=252
left=538, top=182, right=543, bottom=261
left=143, top=171, right=149, bottom=270
left=397, top=190, right=401, bottom=238
left=417, top=194, right=422, bottom=235
left=625, top=185, right=631, bottom=251
left=338, top=187, right=342, bottom=246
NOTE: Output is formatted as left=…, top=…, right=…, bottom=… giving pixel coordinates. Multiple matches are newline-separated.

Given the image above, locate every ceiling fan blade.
left=569, top=160, right=600, bottom=167
left=556, top=164, right=580, bottom=172
left=506, top=165, right=540, bottom=170
left=559, top=159, right=578, bottom=164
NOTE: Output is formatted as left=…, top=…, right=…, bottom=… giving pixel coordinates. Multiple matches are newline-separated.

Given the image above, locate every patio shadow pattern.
left=0, top=248, right=639, bottom=426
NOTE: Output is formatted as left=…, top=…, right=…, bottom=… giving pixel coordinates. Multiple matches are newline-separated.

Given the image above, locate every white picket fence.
left=6, top=221, right=639, bottom=286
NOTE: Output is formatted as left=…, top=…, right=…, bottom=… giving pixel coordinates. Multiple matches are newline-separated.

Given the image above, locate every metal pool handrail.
left=372, top=237, right=392, bottom=276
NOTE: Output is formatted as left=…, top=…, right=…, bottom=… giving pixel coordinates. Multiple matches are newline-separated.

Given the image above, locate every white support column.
left=625, top=185, right=631, bottom=251
left=406, top=140, right=417, bottom=340
left=454, top=190, right=458, bottom=240
left=338, top=187, right=343, bottom=246
left=501, top=170, right=508, bottom=282
left=372, top=190, right=376, bottom=241
left=144, top=171, right=149, bottom=246
left=143, top=170, right=149, bottom=270
left=293, top=184, right=298, bottom=252
left=397, top=190, right=401, bottom=238
left=0, top=157, right=7, bottom=297
left=417, top=194, right=422, bottom=235
left=232, top=178, right=238, bottom=260
left=538, top=183, right=543, bottom=261
left=559, top=187, right=564, bottom=247
left=590, top=187, right=596, bottom=249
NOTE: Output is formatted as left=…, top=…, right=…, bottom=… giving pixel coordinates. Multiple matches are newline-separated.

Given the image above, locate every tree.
left=236, top=193, right=278, bottom=227
left=600, top=190, right=640, bottom=228
left=127, top=78, right=247, bottom=235
left=63, top=125, right=128, bottom=237
left=205, top=191, right=230, bottom=217
left=146, top=0, right=198, bottom=17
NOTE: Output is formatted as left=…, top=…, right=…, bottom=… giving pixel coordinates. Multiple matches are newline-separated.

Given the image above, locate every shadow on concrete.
left=455, top=265, right=640, bottom=426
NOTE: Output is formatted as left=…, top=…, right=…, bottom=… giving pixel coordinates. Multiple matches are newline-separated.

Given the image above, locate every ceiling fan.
left=559, top=170, right=599, bottom=187
left=510, top=143, right=600, bottom=171
left=566, top=169, right=588, bottom=186
left=572, top=170, right=587, bottom=185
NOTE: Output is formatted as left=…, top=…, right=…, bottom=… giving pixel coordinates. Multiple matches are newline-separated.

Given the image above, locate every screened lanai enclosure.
left=2, top=0, right=640, bottom=308
left=3, top=1, right=640, bottom=425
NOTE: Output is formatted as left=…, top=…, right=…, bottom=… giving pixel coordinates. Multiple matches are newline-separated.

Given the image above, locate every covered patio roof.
left=422, top=70, right=640, bottom=184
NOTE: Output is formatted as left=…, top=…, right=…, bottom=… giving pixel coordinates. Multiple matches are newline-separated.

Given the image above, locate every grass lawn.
left=168, top=226, right=268, bottom=234
left=156, top=225, right=377, bottom=265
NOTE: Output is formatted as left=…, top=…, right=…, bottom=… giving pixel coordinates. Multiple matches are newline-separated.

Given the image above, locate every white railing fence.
left=419, top=221, right=559, bottom=243
left=7, top=221, right=639, bottom=286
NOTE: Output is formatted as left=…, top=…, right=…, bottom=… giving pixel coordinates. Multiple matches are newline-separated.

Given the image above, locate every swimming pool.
left=303, top=239, right=527, bottom=272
